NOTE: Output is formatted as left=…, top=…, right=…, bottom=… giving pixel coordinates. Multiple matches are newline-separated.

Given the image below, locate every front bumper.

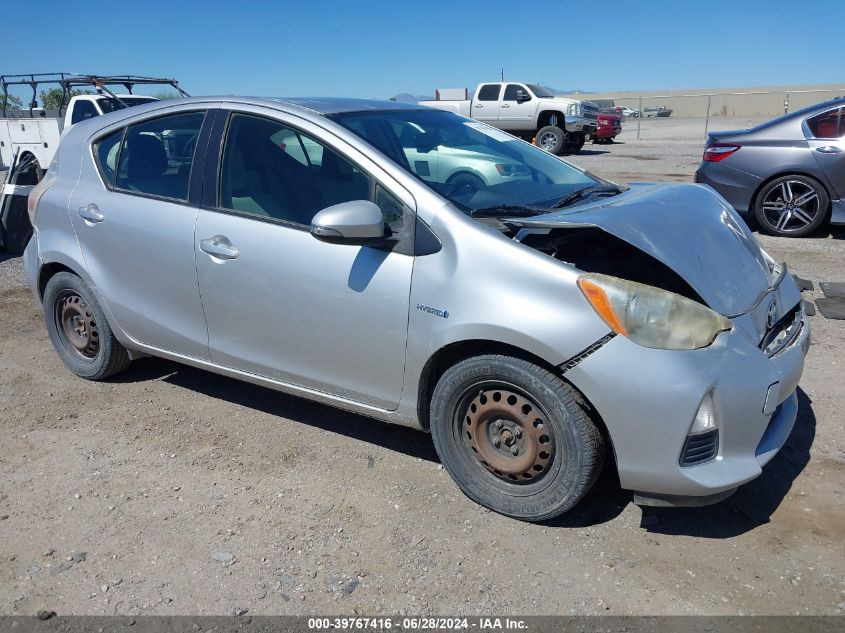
left=595, top=125, right=622, bottom=139
left=565, top=298, right=809, bottom=503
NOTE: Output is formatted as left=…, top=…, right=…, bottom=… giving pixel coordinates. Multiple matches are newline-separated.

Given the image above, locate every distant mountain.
left=391, top=87, right=584, bottom=103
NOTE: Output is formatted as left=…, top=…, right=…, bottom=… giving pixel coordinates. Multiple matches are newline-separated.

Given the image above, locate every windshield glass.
left=97, top=96, right=157, bottom=114
left=526, top=84, right=555, bottom=98
left=330, top=109, right=599, bottom=213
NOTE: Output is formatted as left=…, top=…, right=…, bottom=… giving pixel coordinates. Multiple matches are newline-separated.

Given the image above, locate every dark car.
left=643, top=106, right=672, bottom=118
left=695, top=98, right=845, bottom=237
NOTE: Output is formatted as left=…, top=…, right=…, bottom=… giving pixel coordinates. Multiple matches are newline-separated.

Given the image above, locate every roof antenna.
left=500, top=68, right=504, bottom=82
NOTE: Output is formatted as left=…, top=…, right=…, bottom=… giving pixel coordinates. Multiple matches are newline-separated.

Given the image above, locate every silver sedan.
left=24, top=97, right=809, bottom=520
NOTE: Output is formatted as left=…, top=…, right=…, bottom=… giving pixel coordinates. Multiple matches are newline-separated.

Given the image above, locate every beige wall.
left=574, top=83, right=845, bottom=117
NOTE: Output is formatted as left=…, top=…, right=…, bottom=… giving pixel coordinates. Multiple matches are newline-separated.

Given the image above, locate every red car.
left=593, top=112, right=621, bottom=143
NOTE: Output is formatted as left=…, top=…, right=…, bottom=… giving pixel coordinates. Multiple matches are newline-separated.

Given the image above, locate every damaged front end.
left=506, top=183, right=802, bottom=350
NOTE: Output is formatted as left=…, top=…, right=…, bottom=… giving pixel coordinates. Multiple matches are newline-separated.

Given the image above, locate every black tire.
left=754, top=175, right=829, bottom=237
left=430, top=354, right=605, bottom=522
left=446, top=171, right=485, bottom=197
left=564, top=134, right=586, bottom=154
left=535, top=125, right=567, bottom=155
left=43, top=272, right=131, bottom=380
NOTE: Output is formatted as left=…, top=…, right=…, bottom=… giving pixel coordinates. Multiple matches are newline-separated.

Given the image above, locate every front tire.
left=754, top=174, right=829, bottom=237
left=43, top=272, right=131, bottom=380
left=430, top=354, right=605, bottom=521
left=535, top=125, right=567, bottom=155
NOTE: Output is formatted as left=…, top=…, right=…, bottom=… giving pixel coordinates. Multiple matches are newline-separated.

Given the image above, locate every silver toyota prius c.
left=23, top=96, right=810, bottom=521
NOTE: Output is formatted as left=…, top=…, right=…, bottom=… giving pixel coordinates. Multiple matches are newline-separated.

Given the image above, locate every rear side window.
left=115, top=111, right=205, bottom=201
left=477, top=85, right=501, bottom=101
left=93, top=129, right=124, bottom=187
left=807, top=107, right=844, bottom=139
left=71, top=100, right=99, bottom=125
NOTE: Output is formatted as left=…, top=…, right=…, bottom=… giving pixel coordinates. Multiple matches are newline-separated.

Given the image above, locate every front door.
left=194, top=110, right=413, bottom=409
left=498, top=84, right=535, bottom=130
left=68, top=109, right=211, bottom=359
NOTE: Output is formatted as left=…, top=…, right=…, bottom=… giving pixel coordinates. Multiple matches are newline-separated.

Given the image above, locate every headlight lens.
left=567, top=103, right=582, bottom=116
left=577, top=273, right=732, bottom=350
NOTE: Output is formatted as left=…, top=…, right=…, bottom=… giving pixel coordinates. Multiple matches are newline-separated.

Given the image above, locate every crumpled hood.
left=512, top=183, right=773, bottom=316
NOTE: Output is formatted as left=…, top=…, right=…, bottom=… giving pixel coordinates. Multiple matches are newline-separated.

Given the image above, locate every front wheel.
left=754, top=175, right=829, bottom=237
left=43, top=272, right=132, bottom=380
left=430, top=354, right=606, bottom=521
left=535, top=125, right=567, bottom=155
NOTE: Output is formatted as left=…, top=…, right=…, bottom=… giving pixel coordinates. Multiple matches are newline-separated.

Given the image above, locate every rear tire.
left=43, top=272, right=131, bottom=380
left=754, top=174, right=829, bottom=237
left=430, top=354, right=605, bottom=522
left=535, top=125, right=567, bottom=155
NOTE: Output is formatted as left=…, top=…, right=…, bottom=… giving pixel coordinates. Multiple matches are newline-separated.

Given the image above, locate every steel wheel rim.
left=762, top=180, right=820, bottom=233
left=539, top=132, right=558, bottom=150
left=459, top=385, right=555, bottom=484
left=56, top=292, right=100, bottom=360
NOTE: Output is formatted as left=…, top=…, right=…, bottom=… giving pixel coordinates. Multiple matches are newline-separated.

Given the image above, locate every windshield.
left=97, top=96, right=157, bottom=114
left=526, top=84, right=555, bottom=98
left=330, top=109, right=599, bottom=213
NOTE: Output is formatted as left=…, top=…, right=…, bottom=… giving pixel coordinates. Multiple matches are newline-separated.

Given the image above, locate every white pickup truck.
left=419, top=82, right=599, bottom=155
left=1, top=73, right=188, bottom=254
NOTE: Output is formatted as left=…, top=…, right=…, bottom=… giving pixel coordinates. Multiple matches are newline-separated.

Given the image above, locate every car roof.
left=265, top=97, right=429, bottom=115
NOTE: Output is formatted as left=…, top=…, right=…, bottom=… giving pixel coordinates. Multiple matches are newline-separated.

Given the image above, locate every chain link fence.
left=581, top=87, right=845, bottom=141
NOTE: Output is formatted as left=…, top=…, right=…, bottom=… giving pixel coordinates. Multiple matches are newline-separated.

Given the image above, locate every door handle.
left=77, top=204, right=104, bottom=224
left=200, top=237, right=239, bottom=260
left=474, top=104, right=483, bottom=108
left=815, top=146, right=842, bottom=154
left=501, top=104, right=510, bottom=108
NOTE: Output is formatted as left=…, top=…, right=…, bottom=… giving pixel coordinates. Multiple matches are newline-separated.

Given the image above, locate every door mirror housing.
left=516, top=90, right=531, bottom=104
left=310, top=200, right=385, bottom=243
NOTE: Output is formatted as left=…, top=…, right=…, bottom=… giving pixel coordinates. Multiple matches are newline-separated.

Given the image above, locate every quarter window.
left=115, top=111, right=205, bottom=201
left=477, top=85, right=501, bottom=102
left=93, top=129, right=124, bottom=187
left=807, top=107, right=844, bottom=139
left=218, top=113, right=406, bottom=233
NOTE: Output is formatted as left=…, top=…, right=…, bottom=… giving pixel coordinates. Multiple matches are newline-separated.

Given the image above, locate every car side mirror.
left=310, top=200, right=385, bottom=243
left=516, top=91, right=530, bottom=104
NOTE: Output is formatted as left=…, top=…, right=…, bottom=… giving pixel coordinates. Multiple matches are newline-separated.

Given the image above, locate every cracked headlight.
left=577, top=273, right=732, bottom=350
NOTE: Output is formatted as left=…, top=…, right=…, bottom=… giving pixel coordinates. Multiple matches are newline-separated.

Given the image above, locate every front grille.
left=582, top=101, right=599, bottom=120
left=680, top=429, right=719, bottom=466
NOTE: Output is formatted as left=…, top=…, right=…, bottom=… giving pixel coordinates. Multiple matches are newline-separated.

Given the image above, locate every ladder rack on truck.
left=1, top=73, right=189, bottom=254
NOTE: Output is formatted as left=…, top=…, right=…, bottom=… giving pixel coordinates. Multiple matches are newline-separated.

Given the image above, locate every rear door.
left=68, top=106, right=215, bottom=359
left=472, top=84, right=502, bottom=123
left=806, top=106, right=845, bottom=200
left=193, top=106, right=414, bottom=409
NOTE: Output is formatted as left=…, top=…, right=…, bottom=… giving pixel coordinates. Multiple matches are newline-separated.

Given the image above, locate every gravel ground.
left=0, top=139, right=844, bottom=617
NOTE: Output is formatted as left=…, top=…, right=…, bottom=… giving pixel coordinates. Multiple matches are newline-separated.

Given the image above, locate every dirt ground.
left=0, top=139, right=844, bottom=617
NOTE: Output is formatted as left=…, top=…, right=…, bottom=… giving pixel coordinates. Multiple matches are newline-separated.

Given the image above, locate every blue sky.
left=3, top=0, right=842, bottom=99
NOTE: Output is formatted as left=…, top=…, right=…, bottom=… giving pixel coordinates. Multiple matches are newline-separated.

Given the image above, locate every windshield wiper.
left=551, top=184, right=623, bottom=209
left=469, top=204, right=546, bottom=218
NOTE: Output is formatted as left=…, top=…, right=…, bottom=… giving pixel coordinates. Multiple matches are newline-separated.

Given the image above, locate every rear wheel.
left=430, top=354, right=605, bottom=521
left=43, top=272, right=131, bottom=380
left=535, top=125, right=567, bottom=155
left=754, top=175, right=829, bottom=237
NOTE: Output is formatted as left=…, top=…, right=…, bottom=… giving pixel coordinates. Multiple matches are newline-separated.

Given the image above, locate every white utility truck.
left=0, top=73, right=188, bottom=253
left=419, top=82, right=598, bottom=156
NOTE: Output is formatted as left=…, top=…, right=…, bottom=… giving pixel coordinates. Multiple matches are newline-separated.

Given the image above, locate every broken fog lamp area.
left=680, top=393, right=719, bottom=467
left=577, top=273, right=732, bottom=350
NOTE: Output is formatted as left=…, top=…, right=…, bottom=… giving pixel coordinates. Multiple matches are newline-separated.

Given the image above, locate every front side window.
left=331, top=108, right=599, bottom=213
left=72, top=100, right=99, bottom=124
left=93, top=128, right=124, bottom=186
left=115, top=111, right=205, bottom=201
left=807, top=107, right=844, bottom=139
left=477, top=85, right=501, bottom=101
left=219, top=113, right=405, bottom=233
left=503, top=84, right=528, bottom=101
